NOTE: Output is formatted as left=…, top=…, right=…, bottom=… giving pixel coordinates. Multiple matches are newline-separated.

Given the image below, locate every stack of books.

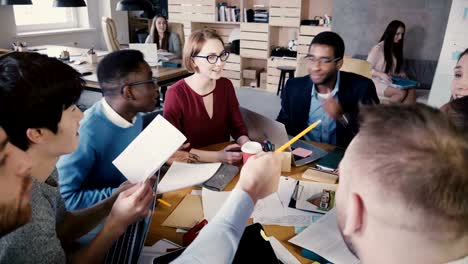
left=216, top=2, right=241, bottom=22
left=253, top=5, right=268, bottom=23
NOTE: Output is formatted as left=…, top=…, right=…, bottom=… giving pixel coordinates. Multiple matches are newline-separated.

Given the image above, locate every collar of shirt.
left=311, top=71, right=340, bottom=100
left=100, top=98, right=136, bottom=128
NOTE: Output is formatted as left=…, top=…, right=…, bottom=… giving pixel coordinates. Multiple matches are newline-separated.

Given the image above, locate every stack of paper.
left=201, top=177, right=320, bottom=227
left=113, top=115, right=186, bottom=183
left=289, top=209, right=360, bottom=264
left=202, top=188, right=231, bottom=221
left=157, top=162, right=221, bottom=194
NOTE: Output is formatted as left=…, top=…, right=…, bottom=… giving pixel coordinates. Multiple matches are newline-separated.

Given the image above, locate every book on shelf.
left=217, top=2, right=227, bottom=22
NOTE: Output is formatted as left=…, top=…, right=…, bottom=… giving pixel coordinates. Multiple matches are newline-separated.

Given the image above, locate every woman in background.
left=164, top=29, right=250, bottom=164
left=145, top=15, right=182, bottom=58
left=450, top=48, right=468, bottom=99
left=367, top=20, right=416, bottom=103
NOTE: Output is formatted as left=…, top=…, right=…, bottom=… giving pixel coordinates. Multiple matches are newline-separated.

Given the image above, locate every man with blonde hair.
left=336, top=104, right=468, bottom=263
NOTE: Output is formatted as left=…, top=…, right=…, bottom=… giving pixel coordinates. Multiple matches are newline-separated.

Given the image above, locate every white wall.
left=0, top=0, right=129, bottom=51
left=428, top=0, right=468, bottom=107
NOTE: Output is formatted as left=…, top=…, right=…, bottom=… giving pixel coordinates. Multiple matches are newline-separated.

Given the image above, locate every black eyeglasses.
left=304, top=54, right=342, bottom=65
left=121, top=79, right=158, bottom=94
left=192, top=51, right=230, bottom=64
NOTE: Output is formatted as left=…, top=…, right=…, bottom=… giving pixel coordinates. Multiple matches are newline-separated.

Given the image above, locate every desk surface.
left=31, top=45, right=190, bottom=89
left=146, top=142, right=335, bottom=264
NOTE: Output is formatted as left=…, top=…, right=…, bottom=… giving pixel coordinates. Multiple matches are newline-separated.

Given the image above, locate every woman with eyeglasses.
left=163, top=29, right=250, bottom=164
left=367, top=20, right=416, bottom=103
left=145, top=15, right=182, bottom=58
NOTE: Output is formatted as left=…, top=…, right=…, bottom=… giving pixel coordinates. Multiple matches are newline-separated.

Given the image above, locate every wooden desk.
left=30, top=45, right=191, bottom=92
left=146, top=142, right=335, bottom=264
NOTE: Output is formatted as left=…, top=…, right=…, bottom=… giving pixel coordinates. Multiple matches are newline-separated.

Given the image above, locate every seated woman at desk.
left=164, top=29, right=251, bottom=164
left=145, top=15, right=182, bottom=58
left=367, top=20, right=416, bottom=103
left=450, top=48, right=468, bottom=99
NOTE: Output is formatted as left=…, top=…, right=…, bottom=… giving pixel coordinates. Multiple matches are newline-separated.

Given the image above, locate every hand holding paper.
left=113, top=115, right=187, bottom=183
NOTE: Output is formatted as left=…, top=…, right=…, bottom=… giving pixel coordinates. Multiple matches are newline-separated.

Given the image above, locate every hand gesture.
left=322, top=97, right=343, bottom=120
left=378, top=72, right=392, bottom=84
left=237, top=152, right=282, bottom=203
left=217, top=144, right=242, bottom=164
left=107, top=181, right=154, bottom=235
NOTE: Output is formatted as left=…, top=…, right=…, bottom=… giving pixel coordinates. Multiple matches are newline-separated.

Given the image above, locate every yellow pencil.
left=157, top=198, right=172, bottom=207
left=275, top=120, right=322, bottom=153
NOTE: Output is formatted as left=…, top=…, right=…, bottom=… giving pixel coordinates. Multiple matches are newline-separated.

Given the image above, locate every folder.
left=161, top=195, right=204, bottom=229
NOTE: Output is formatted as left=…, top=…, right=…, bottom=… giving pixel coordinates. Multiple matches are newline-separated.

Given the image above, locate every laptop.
left=104, top=175, right=159, bottom=264
left=129, top=43, right=159, bottom=67
left=240, top=107, right=328, bottom=166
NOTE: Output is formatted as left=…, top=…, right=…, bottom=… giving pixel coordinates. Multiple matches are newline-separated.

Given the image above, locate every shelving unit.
left=168, top=0, right=333, bottom=93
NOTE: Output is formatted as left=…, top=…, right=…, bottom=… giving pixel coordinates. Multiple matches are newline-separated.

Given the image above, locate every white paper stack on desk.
left=201, top=176, right=325, bottom=227
left=289, top=209, right=360, bottom=264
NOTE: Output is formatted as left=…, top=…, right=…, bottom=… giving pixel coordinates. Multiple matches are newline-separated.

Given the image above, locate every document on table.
left=269, top=236, right=301, bottom=264
left=162, top=194, right=204, bottom=229
left=253, top=208, right=322, bottom=227
left=157, top=162, right=221, bottom=194
left=202, top=187, right=231, bottom=221
left=251, top=192, right=285, bottom=219
left=202, top=176, right=299, bottom=223
left=295, top=181, right=338, bottom=213
left=113, top=115, right=186, bottom=183
left=289, top=209, right=360, bottom=264
left=277, top=176, right=298, bottom=207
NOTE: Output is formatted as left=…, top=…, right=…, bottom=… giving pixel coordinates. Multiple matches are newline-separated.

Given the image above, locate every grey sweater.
left=0, top=169, right=67, bottom=264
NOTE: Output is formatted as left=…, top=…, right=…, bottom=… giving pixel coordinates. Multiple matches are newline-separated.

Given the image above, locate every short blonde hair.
left=183, top=29, right=225, bottom=73
left=355, top=104, right=468, bottom=234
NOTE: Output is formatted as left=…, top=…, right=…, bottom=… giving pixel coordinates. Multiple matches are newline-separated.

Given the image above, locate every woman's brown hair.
left=183, top=29, right=224, bottom=73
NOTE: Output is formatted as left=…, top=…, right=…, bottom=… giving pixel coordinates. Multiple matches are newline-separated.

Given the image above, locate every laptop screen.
left=129, top=43, right=159, bottom=66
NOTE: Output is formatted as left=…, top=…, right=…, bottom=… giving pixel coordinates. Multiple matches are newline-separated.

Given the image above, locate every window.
left=14, top=0, right=79, bottom=32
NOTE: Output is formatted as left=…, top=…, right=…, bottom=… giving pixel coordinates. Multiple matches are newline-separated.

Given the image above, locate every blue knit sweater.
left=57, top=102, right=143, bottom=210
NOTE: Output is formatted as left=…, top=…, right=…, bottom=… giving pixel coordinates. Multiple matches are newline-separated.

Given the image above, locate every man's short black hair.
left=310, top=31, right=345, bottom=59
left=97, top=49, right=147, bottom=95
left=0, top=52, right=84, bottom=150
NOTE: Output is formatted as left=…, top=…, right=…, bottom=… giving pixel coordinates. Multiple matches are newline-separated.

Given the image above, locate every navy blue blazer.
left=276, top=71, right=379, bottom=147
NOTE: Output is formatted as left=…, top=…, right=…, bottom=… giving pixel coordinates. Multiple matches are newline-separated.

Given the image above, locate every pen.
left=275, top=120, right=322, bottom=153
left=157, top=198, right=172, bottom=207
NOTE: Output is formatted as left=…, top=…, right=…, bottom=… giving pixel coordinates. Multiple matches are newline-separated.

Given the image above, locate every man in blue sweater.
left=57, top=50, right=184, bottom=210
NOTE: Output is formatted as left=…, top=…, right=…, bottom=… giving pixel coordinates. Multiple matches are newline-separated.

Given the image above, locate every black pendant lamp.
left=53, top=0, right=86, bottom=7
left=116, top=0, right=152, bottom=11
left=116, top=0, right=155, bottom=18
left=0, top=0, right=32, bottom=5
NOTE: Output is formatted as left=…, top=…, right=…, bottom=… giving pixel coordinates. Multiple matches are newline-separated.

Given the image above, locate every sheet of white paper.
left=278, top=176, right=298, bottom=206
left=202, top=178, right=294, bottom=222
left=295, top=181, right=338, bottom=213
left=113, top=115, right=186, bottom=183
left=137, top=239, right=181, bottom=264
left=191, top=189, right=202, bottom=196
left=269, top=236, right=301, bottom=264
left=252, top=192, right=284, bottom=219
left=157, top=162, right=221, bottom=194
left=202, top=187, right=231, bottom=221
left=254, top=208, right=322, bottom=227
left=289, top=209, right=360, bottom=264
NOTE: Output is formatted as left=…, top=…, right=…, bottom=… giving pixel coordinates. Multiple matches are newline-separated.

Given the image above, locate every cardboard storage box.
left=243, top=68, right=261, bottom=80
